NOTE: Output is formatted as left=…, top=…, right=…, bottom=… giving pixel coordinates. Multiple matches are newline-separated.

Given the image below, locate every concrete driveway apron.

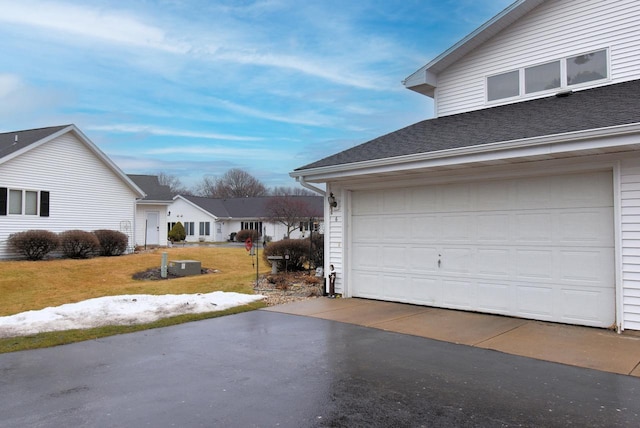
left=1, top=309, right=640, bottom=427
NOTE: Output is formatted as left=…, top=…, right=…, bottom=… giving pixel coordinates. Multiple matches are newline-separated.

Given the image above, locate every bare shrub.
left=8, top=230, right=59, bottom=260
left=94, top=229, right=128, bottom=256
left=59, top=230, right=100, bottom=259
left=262, top=239, right=309, bottom=271
left=236, top=229, right=261, bottom=243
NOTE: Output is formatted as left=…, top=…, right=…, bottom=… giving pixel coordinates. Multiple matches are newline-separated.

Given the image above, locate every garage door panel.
left=559, top=249, right=614, bottom=283
left=352, top=191, right=379, bottom=214
left=381, top=246, right=407, bottom=270
left=476, top=180, right=511, bottom=211
left=561, top=288, right=614, bottom=326
left=351, top=271, right=380, bottom=298
left=514, top=213, right=553, bottom=243
left=441, top=248, right=472, bottom=273
left=352, top=216, right=379, bottom=241
left=382, top=189, right=408, bottom=213
left=351, top=170, right=615, bottom=328
left=407, top=277, right=440, bottom=304
left=407, top=247, right=439, bottom=272
left=441, top=279, right=474, bottom=309
left=441, top=215, right=472, bottom=241
left=516, top=285, right=554, bottom=317
left=383, top=274, right=410, bottom=300
left=409, top=187, right=438, bottom=211
left=558, top=209, right=614, bottom=244
left=381, top=216, right=409, bottom=241
left=477, top=282, right=512, bottom=313
left=352, top=245, right=379, bottom=269
left=477, top=249, right=511, bottom=276
left=411, top=215, right=440, bottom=241
left=441, top=183, right=472, bottom=211
left=515, top=249, right=554, bottom=280
left=477, top=214, right=510, bottom=242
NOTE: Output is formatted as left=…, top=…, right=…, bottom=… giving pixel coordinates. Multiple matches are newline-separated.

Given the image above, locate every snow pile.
left=0, top=292, right=264, bottom=338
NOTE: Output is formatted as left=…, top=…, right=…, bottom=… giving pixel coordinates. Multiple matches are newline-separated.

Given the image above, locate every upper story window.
left=487, top=49, right=608, bottom=102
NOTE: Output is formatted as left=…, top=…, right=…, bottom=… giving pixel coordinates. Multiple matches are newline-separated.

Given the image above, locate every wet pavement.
left=1, top=310, right=640, bottom=427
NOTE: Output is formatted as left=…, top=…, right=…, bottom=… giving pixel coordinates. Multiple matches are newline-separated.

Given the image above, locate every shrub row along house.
left=291, top=0, right=640, bottom=332
left=0, top=125, right=146, bottom=259
left=0, top=125, right=324, bottom=259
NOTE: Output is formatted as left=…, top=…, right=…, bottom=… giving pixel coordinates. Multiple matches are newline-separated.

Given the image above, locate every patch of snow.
left=0, top=292, right=264, bottom=338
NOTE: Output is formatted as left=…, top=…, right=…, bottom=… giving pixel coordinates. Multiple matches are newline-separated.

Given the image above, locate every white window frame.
left=486, top=48, right=609, bottom=103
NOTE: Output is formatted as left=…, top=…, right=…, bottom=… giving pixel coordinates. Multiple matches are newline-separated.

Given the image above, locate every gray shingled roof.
left=0, top=125, right=71, bottom=160
left=182, top=195, right=323, bottom=218
left=296, top=79, right=640, bottom=171
left=128, top=175, right=174, bottom=201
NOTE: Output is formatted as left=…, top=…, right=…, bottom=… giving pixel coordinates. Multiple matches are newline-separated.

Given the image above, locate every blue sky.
left=0, top=0, right=512, bottom=191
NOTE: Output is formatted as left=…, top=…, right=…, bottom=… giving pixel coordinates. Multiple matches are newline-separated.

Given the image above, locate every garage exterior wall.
left=325, top=152, right=640, bottom=330
left=620, top=158, right=640, bottom=330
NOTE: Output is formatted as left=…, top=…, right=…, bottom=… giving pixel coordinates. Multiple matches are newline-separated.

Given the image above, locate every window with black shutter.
left=0, top=187, right=6, bottom=216
left=40, top=191, right=50, bottom=217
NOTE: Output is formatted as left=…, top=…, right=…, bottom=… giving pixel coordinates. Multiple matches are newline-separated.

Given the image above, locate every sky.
left=0, top=291, right=264, bottom=337
left=0, top=0, right=513, bottom=191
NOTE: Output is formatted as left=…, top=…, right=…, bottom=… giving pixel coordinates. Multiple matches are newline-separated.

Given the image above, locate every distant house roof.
left=128, top=175, right=173, bottom=202
left=179, top=195, right=324, bottom=219
left=0, top=124, right=145, bottom=198
left=294, top=79, right=640, bottom=173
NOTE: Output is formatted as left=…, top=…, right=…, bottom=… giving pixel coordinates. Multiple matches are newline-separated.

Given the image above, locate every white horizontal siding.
left=324, top=184, right=344, bottom=294
left=620, top=157, right=640, bottom=329
left=436, top=0, right=640, bottom=116
left=0, top=133, right=139, bottom=258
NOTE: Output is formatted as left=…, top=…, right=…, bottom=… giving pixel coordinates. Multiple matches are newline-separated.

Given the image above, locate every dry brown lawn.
left=0, top=247, right=269, bottom=317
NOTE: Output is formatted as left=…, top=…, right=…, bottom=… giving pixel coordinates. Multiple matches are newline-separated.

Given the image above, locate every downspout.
left=296, top=176, right=325, bottom=196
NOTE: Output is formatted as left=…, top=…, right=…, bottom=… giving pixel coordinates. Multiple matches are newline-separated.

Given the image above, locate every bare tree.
left=192, top=169, right=267, bottom=198
left=157, top=172, right=188, bottom=196
left=265, top=196, right=314, bottom=238
left=192, top=175, right=217, bottom=197
left=271, top=186, right=317, bottom=196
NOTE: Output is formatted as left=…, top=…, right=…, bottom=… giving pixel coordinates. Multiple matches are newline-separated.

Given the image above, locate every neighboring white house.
left=128, top=174, right=173, bottom=248
left=0, top=125, right=145, bottom=259
left=168, top=195, right=324, bottom=243
left=291, top=0, right=640, bottom=331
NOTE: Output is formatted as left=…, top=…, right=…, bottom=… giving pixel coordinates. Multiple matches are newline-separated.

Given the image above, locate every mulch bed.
left=131, top=268, right=325, bottom=306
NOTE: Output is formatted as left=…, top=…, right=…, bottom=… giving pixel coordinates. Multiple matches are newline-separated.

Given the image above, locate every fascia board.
left=291, top=123, right=640, bottom=182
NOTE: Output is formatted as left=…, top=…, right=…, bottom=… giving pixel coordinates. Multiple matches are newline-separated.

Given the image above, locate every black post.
left=308, top=217, right=313, bottom=275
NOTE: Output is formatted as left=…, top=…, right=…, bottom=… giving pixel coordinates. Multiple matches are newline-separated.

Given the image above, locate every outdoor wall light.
left=167, top=211, right=171, bottom=216
left=328, top=192, right=337, bottom=208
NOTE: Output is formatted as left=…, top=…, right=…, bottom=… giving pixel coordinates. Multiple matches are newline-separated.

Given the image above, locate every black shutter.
left=40, top=191, right=50, bottom=217
left=0, top=188, right=6, bottom=216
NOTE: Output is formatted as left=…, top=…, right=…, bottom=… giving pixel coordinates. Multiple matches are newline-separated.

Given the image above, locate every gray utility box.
left=168, top=260, right=201, bottom=277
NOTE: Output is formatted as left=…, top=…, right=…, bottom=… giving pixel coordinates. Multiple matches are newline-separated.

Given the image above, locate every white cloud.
left=87, top=124, right=262, bottom=141
left=0, top=74, right=22, bottom=98
left=0, top=0, right=189, bottom=53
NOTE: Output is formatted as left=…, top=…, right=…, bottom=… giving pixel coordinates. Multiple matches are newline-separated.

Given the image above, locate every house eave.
left=291, top=123, right=640, bottom=182
left=403, top=0, right=546, bottom=96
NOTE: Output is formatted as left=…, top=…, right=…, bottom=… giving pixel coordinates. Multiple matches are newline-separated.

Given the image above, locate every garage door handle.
left=438, top=255, right=441, bottom=268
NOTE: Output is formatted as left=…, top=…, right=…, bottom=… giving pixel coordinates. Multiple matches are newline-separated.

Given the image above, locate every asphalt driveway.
left=1, top=310, right=640, bottom=427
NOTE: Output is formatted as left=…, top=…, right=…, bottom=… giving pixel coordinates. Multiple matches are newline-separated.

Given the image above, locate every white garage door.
left=351, top=171, right=615, bottom=327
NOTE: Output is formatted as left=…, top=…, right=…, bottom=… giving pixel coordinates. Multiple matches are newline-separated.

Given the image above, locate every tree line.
left=157, top=168, right=316, bottom=198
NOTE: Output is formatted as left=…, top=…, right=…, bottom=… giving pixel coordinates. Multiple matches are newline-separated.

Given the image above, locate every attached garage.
left=292, top=80, right=640, bottom=331
left=351, top=170, right=615, bottom=328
